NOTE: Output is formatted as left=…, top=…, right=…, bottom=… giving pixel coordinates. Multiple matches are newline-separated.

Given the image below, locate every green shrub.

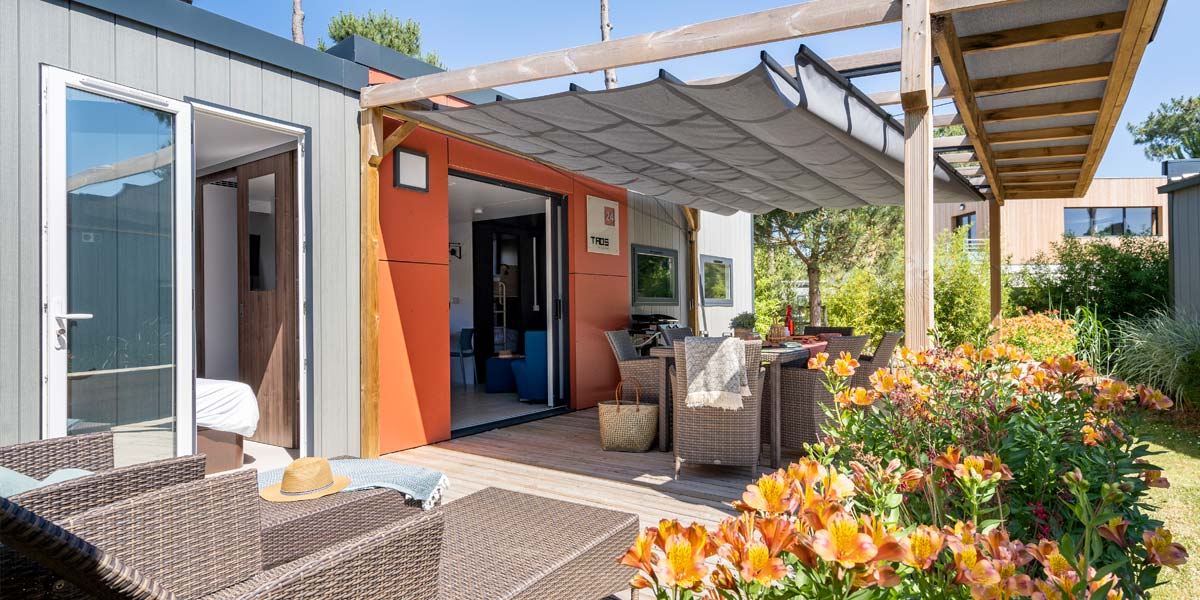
left=1114, top=309, right=1200, bottom=409
left=752, top=246, right=805, bottom=335
left=988, top=310, right=1076, bottom=360
left=826, top=228, right=992, bottom=346
left=1073, top=305, right=1117, bottom=375
left=1010, top=235, right=1169, bottom=321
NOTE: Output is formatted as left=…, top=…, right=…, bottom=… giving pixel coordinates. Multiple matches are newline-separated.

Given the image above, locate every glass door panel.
left=43, top=68, right=194, bottom=464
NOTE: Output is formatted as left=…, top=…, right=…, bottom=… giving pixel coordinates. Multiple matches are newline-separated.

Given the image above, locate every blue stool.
left=485, top=357, right=517, bottom=393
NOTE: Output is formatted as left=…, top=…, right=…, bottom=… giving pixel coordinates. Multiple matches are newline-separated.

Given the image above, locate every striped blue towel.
left=258, top=459, right=449, bottom=510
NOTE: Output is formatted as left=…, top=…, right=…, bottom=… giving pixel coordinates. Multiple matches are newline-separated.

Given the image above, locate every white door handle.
left=53, top=313, right=93, bottom=350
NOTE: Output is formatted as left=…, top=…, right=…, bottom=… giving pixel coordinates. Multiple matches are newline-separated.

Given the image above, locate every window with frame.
left=701, top=255, right=733, bottom=307
left=953, top=212, right=977, bottom=239
left=631, top=245, right=678, bottom=305
left=1064, top=207, right=1160, bottom=237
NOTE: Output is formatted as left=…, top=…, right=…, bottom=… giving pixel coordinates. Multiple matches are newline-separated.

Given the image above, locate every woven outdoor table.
left=650, top=343, right=809, bottom=468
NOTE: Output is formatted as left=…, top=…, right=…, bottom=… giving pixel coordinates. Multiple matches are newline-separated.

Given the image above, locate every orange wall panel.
left=568, top=273, right=630, bottom=409
left=377, top=260, right=451, bottom=453
left=447, top=139, right=573, bottom=195
left=569, top=178, right=629, bottom=277
left=378, top=125, right=449, bottom=265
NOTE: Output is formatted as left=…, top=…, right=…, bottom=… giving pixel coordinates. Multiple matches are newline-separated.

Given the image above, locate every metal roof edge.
left=1158, top=173, right=1200, bottom=194
left=329, top=35, right=515, bottom=105
left=68, top=0, right=368, bottom=91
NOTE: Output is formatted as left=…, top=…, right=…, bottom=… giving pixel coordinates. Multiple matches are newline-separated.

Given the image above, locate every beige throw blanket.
left=684, top=337, right=750, bottom=410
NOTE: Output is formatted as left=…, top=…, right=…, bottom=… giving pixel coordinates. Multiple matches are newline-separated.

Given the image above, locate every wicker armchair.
left=0, top=469, right=446, bottom=600
left=605, top=330, right=661, bottom=403
left=802, top=326, right=855, bottom=336
left=670, top=339, right=765, bottom=478
left=775, top=335, right=870, bottom=449
left=850, top=331, right=904, bottom=389
left=0, top=433, right=206, bottom=522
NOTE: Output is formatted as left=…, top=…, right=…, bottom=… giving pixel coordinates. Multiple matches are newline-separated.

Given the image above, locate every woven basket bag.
left=598, top=379, right=659, bottom=452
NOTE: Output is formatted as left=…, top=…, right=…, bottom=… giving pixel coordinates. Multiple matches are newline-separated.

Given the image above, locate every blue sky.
left=197, top=0, right=1200, bottom=178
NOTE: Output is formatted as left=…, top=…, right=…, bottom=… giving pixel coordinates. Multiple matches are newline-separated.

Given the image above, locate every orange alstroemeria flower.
left=818, top=465, right=856, bottom=502
left=1097, top=517, right=1130, bottom=549
left=808, top=352, right=829, bottom=370
left=810, top=511, right=878, bottom=568
left=1138, top=384, right=1174, bottom=410
left=832, top=352, right=860, bottom=377
left=951, top=544, right=1000, bottom=587
left=1143, top=527, right=1189, bottom=567
left=1142, top=468, right=1171, bottom=489
left=788, top=458, right=826, bottom=488
left=756, top=515, right=798, bottom=557
left=901, top=525, right=946, bottom=570
left=734, top=471, right=798, bottom=515
left=953, top=454, right=1013, bottom=483
left=869, top=368, right=897, bottom=394
left=836, top=387, right=874, bottom=407
left=859, top=514, right=905, bottom=563
left=933, top=446, right=963, bottom=471
left=655, top=527, right=712, bottom=589
left=739, top=541, right=788, bottom=585
left=620, top=528, right=659, bottom=572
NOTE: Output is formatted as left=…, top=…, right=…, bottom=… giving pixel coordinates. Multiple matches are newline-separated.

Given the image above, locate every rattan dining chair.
left=661, top=326, right=694, bottom=347
left=851, top=331, right=904, bottom=389
left=604, top=330, right=661, bottom=403
left=670, top=339, right=765, bottom=479
left=775, top=335, right=870, bottom=449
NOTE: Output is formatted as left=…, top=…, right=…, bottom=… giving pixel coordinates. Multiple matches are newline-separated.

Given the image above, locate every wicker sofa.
left=0, top=432, right=206, bottom=522
left=1, top=466, right=638, bottom=599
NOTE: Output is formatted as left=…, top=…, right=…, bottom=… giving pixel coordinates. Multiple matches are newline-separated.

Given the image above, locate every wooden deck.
left=384, top=408, right=784, bottom=529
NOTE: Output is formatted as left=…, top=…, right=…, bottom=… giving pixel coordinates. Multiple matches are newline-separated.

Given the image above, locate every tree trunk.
left=291, top=0, right=304, bottom=45
left=807, top=263, right=824, bottom=326
left=600, top=0, right=617, bottom=89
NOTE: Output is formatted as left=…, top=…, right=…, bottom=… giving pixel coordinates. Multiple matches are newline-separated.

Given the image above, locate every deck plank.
left=385, top=408, right=810, bottom=600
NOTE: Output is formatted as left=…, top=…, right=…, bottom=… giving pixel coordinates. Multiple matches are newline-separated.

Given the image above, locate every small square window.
left=632, top=245, right=678, bottom=305
left=393, top=148, right=428, bottom=192
left=701, top=255, right=733, bottom=307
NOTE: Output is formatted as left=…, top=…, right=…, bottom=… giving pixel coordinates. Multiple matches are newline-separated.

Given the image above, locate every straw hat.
left=260, top=457, right=351, bottom=502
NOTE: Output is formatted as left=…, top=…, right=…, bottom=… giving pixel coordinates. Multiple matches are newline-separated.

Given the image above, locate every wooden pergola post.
left=359, top=108, right=383, bottom=458
left=901, top=0, right=935, bottom=350
left=682, top=207, right=701, bottom=332
left=988, top=197, right=1002, bottom=318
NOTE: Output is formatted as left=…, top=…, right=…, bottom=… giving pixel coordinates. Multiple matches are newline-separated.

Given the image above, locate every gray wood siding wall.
left=628, top=196, right=688, bottom=324
left=625, top=196, right=755, bottom=334
left=0, top=0, right=362, bottom=457
left=1171, top=186, right=1200, bottom=317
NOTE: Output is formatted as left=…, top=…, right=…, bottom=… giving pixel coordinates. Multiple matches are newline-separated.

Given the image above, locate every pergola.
left=355, top=0, right=1165, bottom=451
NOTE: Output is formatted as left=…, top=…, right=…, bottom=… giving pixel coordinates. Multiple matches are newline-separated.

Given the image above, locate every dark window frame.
left=631, top=244, right=679, bottom=306
left=700, top=254, right=734, bottom=307
left=392, top=147, right=429, bottom=192
left=1063, top=206, right=1161, bottom=238
left=953, top=212, right=978, bottom=237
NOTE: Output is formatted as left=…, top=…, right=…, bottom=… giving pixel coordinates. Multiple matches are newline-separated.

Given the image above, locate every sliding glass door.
left=42, top=67, right=194, bottom=463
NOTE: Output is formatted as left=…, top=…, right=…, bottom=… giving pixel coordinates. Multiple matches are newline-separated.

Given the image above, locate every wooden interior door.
left=237, top=152, right=298, bottom=448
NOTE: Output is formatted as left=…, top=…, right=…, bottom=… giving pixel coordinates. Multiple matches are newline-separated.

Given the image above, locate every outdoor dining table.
left=649, top=341, right=825, bottom=468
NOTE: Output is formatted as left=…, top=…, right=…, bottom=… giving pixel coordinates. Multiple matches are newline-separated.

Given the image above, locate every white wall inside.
left=202, top=182, right=239, bottom=380
left=449, top=219, right=475, bottom=385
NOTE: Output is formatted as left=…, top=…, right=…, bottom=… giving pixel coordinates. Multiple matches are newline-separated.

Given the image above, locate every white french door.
left=41, top=67, right=195, bottom=461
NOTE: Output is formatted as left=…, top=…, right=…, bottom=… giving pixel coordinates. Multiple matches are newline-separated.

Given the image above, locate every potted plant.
left=729, top=312, right=757, bottom=340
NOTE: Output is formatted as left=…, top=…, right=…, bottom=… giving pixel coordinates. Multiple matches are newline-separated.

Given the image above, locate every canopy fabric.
left=400, top=49, right=980, bottom=215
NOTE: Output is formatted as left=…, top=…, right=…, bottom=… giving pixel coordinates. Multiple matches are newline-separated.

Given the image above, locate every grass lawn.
left=1142, top=411, right=1200, bottom=598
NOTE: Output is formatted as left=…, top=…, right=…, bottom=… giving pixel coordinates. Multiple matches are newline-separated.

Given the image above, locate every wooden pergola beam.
left=972, top=62, right=1112, bottom=96
left=359, top=108, right=383, bottom=459
left=361, top=0, right=1025, bottom=108
left=989, top=124, right=1094, bottom=145
left=958, top=11, right=1125, bottom=54
left=956, top=165, right=983, bottom=177
left=996, top=160, right=1083, bottom=174
left=870, top=83, right=952, bottom=106
left=1006, top=189, right=1075, bottom=200
left=994, top=144, right=1089, bottom=161
left=939, top=151, right=978, bottom=163
left=981, top=98, right=1102, bottom=123
left=934, top=112, right=964, bottom=127
left=1002, top=173, right=1080, bottom=185
left=1074, top=0, right=1166, bottom=196
left=933, top=14, right=1005, bottom=202
left=903, top=0, right=935, bottom=350
left=933, top=134, right=971, bottom=149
